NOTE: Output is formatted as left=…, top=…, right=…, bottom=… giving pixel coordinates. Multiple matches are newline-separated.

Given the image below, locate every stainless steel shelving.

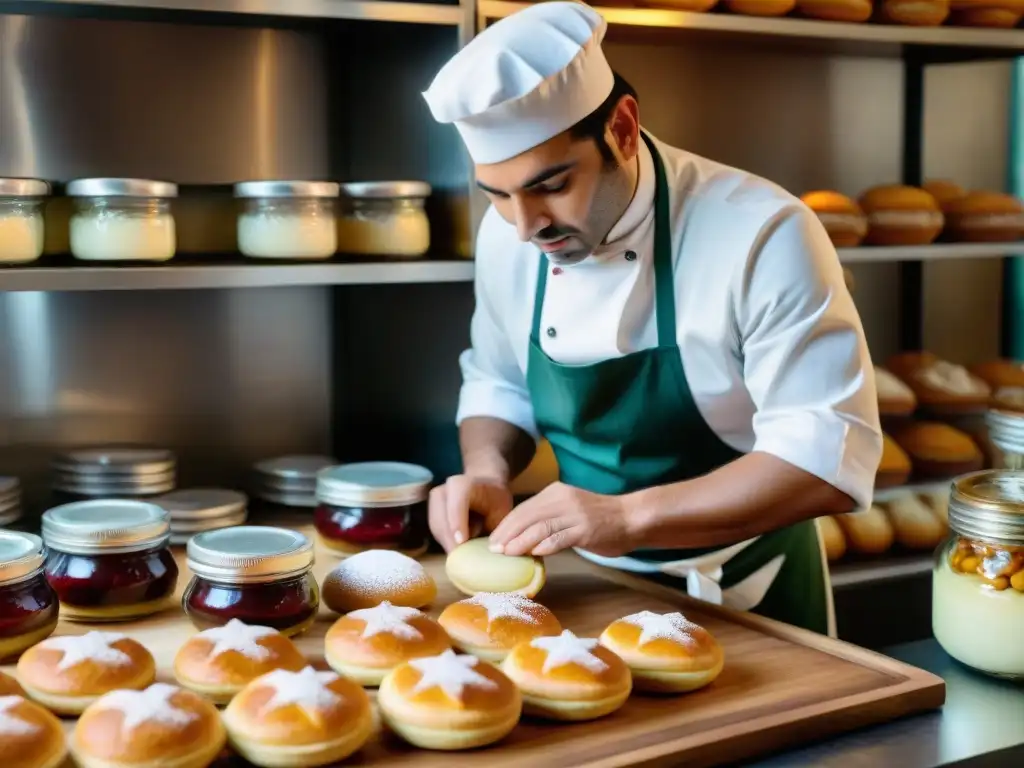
left=838, top=242, right=1024, bottom=263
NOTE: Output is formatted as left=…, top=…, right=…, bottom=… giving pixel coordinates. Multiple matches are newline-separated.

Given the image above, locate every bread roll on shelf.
left=816, top=516, right=847, bottom=562
left=835, top=507, right=895, bottom=556
left=795, top=0, right=873, bottom=22
left=883, top=494, right=946, bottom=550
left=723, top=0, right=797, bottom=16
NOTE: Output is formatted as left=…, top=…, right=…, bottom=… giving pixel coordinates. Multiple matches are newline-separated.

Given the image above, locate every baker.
left=421, top=0, right=882, bottom=635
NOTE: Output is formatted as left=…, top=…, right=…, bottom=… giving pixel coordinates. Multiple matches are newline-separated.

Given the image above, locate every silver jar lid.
left=234, top=181, right=340, bottom=199
left=949, top=469, right=1024, bottom=546
left=255, top=455, right=336, bottom=482
left=0, top=531, right=44, bottom=585
left=0, top=178, right=50, bottom=197
left=54, top=447, right=176, bottom=476
left=0, top=476, right=19, bottom=496
left=186, top=526, right=313, bottom=584
left=340, top=181, right=431, bottom=200
left=170, top=508, right=248, bottom=534
left=42, top=499, right=171, bottom=555
left=986, top=409, right=1024, bottom=460
left=157, top=488, right=247, bottom=521
left=66, top=178, right=178, bottom=198
left=316, top=461, right=433, bottom=508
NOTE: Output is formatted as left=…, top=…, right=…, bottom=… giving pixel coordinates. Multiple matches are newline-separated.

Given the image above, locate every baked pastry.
left=378, top=649, right=521, bottom=750
left=884, top=494, right=946, bottom=550
left=949, top=0, right=1022, bottom=26
left=324, top=601, right=452, bottom=686
left=446, top=537, right=546, bottom=598
left=800, top=191, right=869, bottom=247
left=321, top=549, right=437, bottom=614
left=502, top=629, right=631, bottom=721
left=886, top=351, right=991, bottom=414
left=877, top=434, right=913, bottom=489
left=889, top=421, right=984, bottom=478
left=438, top=593, right=562, bottom=662
left=875, top=366, right=917, bottom=417
left=817, top=516, right=847, bottom=561
left=636, top=0, right=719, bottom=11
left=796, top=0, right=873, bottom=21
left=835, top=506, right=895, bottom=556
left=173, top=618, right=307, bottom=704
left=72, top=683, right=225, bottom=768
left=943, top=191, right=1024, bottom=242
left=0, top=694, right=67, bottom=768
left=0, top=670, right=24, bottom=696
left=969, top=359, right=1024, bottom=412
left=17, top=631, right=155, bottom=715
left=919, top=489, right=950, bottom=529
left=923, top=179, right=967, bottom=209
left=879, top=0, right=951, bottom=23
left=723, top=0, right=796, bottom=14
left=224, top=666, right=373, bottom=767
left=859, top=185, right=944, bottom=244
left=598, top=611, right=723, bottom=694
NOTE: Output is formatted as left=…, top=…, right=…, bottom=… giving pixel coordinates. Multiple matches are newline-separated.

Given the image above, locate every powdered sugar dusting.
left=97, top=683, right=196, bottom=734
left=408, top=650, right=496, bottom=701
left=0, top=696, right=38, bottom=736
left=620, top=611, right=701, bottom=648
left=259, top=667, right=341, bottom=719
left=41, top=631, right=132, bottom=671
left=348, top=601, right=423, bottom=641
left=199, top=619, right=279, bottom=661
left=531, top=630, right=607, bottom=675
left=330, top=549, right=427, bottom=596
left=466, top=592, right=539, bottom=627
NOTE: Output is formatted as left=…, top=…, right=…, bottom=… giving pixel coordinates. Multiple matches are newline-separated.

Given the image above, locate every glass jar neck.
left=345, top=197, right=424, bottom=214
left=194, top=568, right=312, bottom=587
left=0, top=566, right=47, bottom=589
left=0, top=197, right=44, bottom=214
left=245, top=197, right=333, bottom=216
left=74, top=197, right=171, bottom=215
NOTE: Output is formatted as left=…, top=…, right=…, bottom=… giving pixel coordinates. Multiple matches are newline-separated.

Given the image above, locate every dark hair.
left=568, top=71, right=638, bottom=164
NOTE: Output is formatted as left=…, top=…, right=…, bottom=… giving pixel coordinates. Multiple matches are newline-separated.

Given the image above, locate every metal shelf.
left=830, top=553, right=933, bottom=588
left=0, top=259, right=475, bottom=292
left=838, top=242, right=1024, bottom=263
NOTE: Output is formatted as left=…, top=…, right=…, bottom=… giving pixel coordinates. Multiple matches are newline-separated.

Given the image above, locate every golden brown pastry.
left=801, top=191, right=869, bottom=247
left=598, top=611, right=723, bottom=694
left=17, top=631, right=155, bottom=715
left=723, top=0, right=796, bottom=14
left=796, top=0, right=873, bottom=21
left=877, top=434, right=913, bottom=489
left=886, top=351, right=991, bottom=414
left=173, top=619, right=307, bottom=705
left=324, top=601, right=452, bottom=686
left=944, top=191, right=1024, bottom=241
left=817, top=516, right=847, bottom=561
left=970, top=359, right=1024, bottom=412
left=224, top=666, right=373, bottom=767
left=446, top=537, right=546, bottom=598
left=379, top=649, right=521, bottom=750
left=0, top=670, right=24, bottom=697
left=71, top=683, right=225, bottom=768
left=636, top=0, right=719, bottom=10
left=835, top=506, right=896, bottom=556
left=502, top=629, right=631, bottom=721
left=438, top=593, right=562, bottom=662
left=860, top=185, right=944, bottom=244
left=949, top=0, right=1022, bottom=26
left=883, top=494, right=946, bottom=550
left=875, top=366, right=917, bottom=417
left=919, top=489, right=950, bottom=529
left=890, top=421, right=985, bottom=478
left=923, top=179, right=967, bottom=209
left=879, top=0, right=951, bottom=24
left=0, top=694, right=67, bottom=768
left=321, top=549, right=437, bottom=614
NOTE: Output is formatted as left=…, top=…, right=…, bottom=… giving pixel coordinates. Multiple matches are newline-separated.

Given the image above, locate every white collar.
left=591, top=137, right=655, bottom=260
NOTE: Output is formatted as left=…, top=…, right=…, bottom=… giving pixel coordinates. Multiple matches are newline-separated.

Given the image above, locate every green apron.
left=524, top=133, right=832, bottom=635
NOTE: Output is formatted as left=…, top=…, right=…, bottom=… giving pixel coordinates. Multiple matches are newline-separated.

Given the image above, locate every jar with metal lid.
left=42, top=499, right=178, bottom=622
left=0, top=532, right=58, bottom=660
left=67, top=178, right=178, bottom=262
left=337, top=181, right=431, bottom=259
left=0, top=178, right=49, bottom=265
left=156, top=488, right=249, bottom=546
left=51, top=446, right=176, bottom=502
left=933, top=469, right=1024, bottom=678
left=251, top=455, right=336, bottom=515
left=182, top=526, right=319, bottom=637
left=234, top=181, right=339, bottom=260
left=985, top=409, right=1024, bottom=469
left=314, top=462, right=432, bottom=558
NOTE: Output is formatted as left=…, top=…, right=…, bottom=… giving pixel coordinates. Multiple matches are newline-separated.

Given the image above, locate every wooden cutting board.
left=4, top=526, right=945, bottom=768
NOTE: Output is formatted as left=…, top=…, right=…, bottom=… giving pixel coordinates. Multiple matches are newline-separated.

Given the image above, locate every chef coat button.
left=552, top=267, right=563, bottom=276
left=546, top=327, right=557, bottom=338
left=625, top=250, right=637, bottom=261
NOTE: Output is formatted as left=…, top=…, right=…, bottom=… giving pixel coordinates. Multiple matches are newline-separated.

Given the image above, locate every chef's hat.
left=422, top=1, right=613, bottom=165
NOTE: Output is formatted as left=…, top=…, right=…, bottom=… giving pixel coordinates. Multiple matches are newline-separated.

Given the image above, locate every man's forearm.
left=459, top=416, right=536, bottom=484
left=626, top=452, right=857, bottom=549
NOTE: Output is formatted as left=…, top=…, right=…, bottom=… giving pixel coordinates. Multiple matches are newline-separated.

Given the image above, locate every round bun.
left=501, top=629, right=632, bottom=721
left=880, top=0, right=951, bottom=24
left=321, top=549, right=436, bottom=614
left=173, top=619, right=307, bottom=704
left=796, top=0, right=872, bottom=21
left=889, top=421, right=984, bottom=477
left=800, top=191, right=868, bottom=247
left=950, top=6, right=1021, bottom=26
left=0, top=695, right=67, bottom=768
left=439, top=593, right=562, bottom=662
left=224, top=666, right=373, bottom=767
left=923, top=178, right=967, bottom=208
left=324, top=601, right=452, bottom=686
left=0, top=670, right=25, bottom=697
left=723, top=0, right=796, bottom=15
left=445, top=537, right=546, bottom=598
left=72, top=683, right=225, bottom=768
left=598, top=611, right=724, bottom=694
left=877, top=434, right=913, bottom=489
left=859, top=185, right=944, bottom=245
left=944, top=191, right=1024, bottom=242
left=17, top=631, right=155, bottom=715
left=378, top=649, right=521, bottom=750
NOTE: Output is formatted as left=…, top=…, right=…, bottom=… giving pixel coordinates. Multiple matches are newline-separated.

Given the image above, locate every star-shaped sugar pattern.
left=200, top=619, right=278, bottom=662
left=259, top=667, right=341, bottom=719
left=0, top=696, right=38, bottom=736
left=409, top=650, right=496, bottom=701
left=531, top=630, right=607, bottom=675
left=466, top=592, right=538, bottom=628
left=42, top=631, right=132, bottom=672
left=621, top=611, right=701, bottom=649
left=96, top=683, right=196, bottom=734
left=348, top=601, right=423, bottom=642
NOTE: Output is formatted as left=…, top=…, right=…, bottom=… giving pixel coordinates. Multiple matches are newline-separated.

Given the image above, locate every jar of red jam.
left=0, top=531, right=58, bottom=660
left=183, top=526, right=319, bottom=637
left=41, top=499, right=178, bottom=622
left=314, top=462, right=432, bottom=558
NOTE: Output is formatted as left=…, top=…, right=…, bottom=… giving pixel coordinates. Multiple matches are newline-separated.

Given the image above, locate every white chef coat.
left=458, top=132, right=883, bottom=510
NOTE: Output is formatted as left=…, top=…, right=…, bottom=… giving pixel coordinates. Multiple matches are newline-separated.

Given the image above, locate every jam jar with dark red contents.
left=0, top=531, right=58, bottom=660
left=314, top=462, right=431, bottom=558
left=182, top=526, right=319, bottom=637
left=42, top=499, right=178, bottom=622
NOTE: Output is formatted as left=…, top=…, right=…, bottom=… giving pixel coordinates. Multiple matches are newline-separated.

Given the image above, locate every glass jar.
left=337, top=181, right=431, bottom=259
left=0, top=178, right=49, bottom=265
left=314, top=462, right=432, bottom=558
left=0, top=531, right=58, bottom=660
left=66, top=178, right=178, bottom=262
left=182, top=526, right=319, bottom=637
left=234, top=181, right=339, bottom=260
left=986, top=409, right=1024, bottom=469
left=933, top=470, right=1024, bottom=679
left=41, top=499, right=178, bottom=622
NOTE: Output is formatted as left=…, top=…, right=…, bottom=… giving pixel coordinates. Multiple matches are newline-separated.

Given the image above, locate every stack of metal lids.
left=0, top=477, right=21, bottom=526
left=52, top=447, right=177, bottom=499
left=251, top=455, right=336, bottom=509
left=156, top=488, right=248, bottom=545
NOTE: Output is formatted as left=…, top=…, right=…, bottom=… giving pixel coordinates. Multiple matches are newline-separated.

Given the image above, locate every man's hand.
left=428, top=475, right=514, bottom=552
left=487, top=482, right=639, bottom=558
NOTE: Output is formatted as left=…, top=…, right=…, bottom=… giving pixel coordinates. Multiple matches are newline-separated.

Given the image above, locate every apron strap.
left=530, top=252, right=549, bottom=345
